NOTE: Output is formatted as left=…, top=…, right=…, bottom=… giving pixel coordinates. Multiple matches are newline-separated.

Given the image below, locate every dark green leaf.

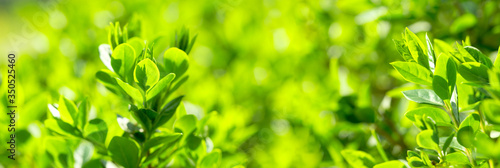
left=108, top=137, right=139, bottom=168
left=146, top=73, right=175, bottom=101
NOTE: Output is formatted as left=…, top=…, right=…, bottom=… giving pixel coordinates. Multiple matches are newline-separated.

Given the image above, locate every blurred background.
left=1, top=0, right=500, bottom=167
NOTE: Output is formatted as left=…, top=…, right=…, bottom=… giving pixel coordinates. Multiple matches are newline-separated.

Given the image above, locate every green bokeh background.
left=1, top=0, right=500, bottom=167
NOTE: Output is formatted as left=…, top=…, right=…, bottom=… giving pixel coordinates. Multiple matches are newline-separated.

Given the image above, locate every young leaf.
left=405, top=28, right=429, bottom=69
left=402, top=89, right=444, bottom=106
left=111, top=43, right=136, bottom=82
left=77, top=98, right=89, bottom=130
left=455, top=42, right=476, bottom=62
left=465, top=46, right=493, bottom=68
left=134, top=58, right=160, bottom=90
left=494, top=46, right=500, bottom=68
left=127, top=37, right=144, bottom=58
left=98, top=44, right=114, bottom=72
left=146, top=73, right=175, bottom=101
left=391, top=62, right=433, bottom=85
left=405, top=107, right=452, bottom=126
left=459, top=112, right=480, bottom=132
left=108, top=137, right=139, bottom=168
left=174, top=114, right=197, bottom=136
left=340, top=149, right=376, bottom=168
left=457, top=126, right=474, bottom=148
left=115, top=78, right=144, bottom=104
left=433, top=54, right=457, bottom=100
left=393, top=39, right=415, bottom=62
left=426, top=34, right=436, bottom=72
left=163, top=47, right=189, bottom=78
left=44, top=118, right=81, bottom=137
left=458, top=62, right=489, bottom=84
left=58, top=96, right=78, bottom=125
left=416, top=130, right=439, bottom=150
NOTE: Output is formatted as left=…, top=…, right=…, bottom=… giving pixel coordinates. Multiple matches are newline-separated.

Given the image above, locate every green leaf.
left=405, top=107, right=452, bottom=126
left=456, top=42, right=476, bottom=62
left=134, top=58, right=160, bottom=90
left=408, top=157, right=425, bottom=167
left=426, top=34, right=436, bottom=72
left=199, top=149, right=222, bottom=168
left=402, top=89, right=444, bottom=106
left=374, top=160, right=406, bottom=168
left=481, top=99, right=500, bottom=124
left=450, top=13, right=477, bottom=34
left=444, top=152, right=470, bottom=165
left=108, top=137, right=139, bottom=168
left=433, top=54, right=457, bottom=100
left=174, top=114, right=197, bottom=136
left=84, top=119, right=108, bottom=145
left=163, top=47, right=189, bottom=78
left=153, top=96, right=184, bottom=130
left=465, top=46, right=493, bottom=68
left=77, top=98, right=89, bottom=130
left=433, top=39, right=454, bottom=57
left=58, top=96, right=78, bottom=125
left=146, top=73, right=175, bottom=101
left=459, top=112, right=480, bottom=133
left=494, top=46, right=500, bottom=68
left=127, top=37, right=144, bottom=57
left=111, top=43, right=136, bottom=82
left=98, top=44, right=113, bottom=71
left=405, top=28, right=429, bottom=69
left=442, top=132, right=455, bottom=153
left=391, top=62, right=433, bottom=85
left=115, top=77, right=143, bottom=104
left=143, top=133, right=182, bottom=152
left=341, top=149, right=375, bottom=168
left=457, top=126, right=475, bottom=148
left=44, top=118, right=81, bottom=137
left=393, top=39, right=415, bottom=62
left=132, top=109, right=153, bottom=132
left=417, top=130, right=439, bottom=150
left=458, top=62, right=489, bottom=84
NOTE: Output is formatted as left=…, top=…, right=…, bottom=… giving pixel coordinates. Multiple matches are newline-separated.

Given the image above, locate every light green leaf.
left=393, top=39, right=414, bottom=62
left=433, top=39, right=454, bottom=57
left=425, top=34, right=436, bottom=72
left=127, top=37, right=144, bottom=57
left=134, top=58, right=160, bottom=90
left=199, top=149, right=222, bottom=168
left=84, top=119, right=108, bottom=145
left=433, top=54, right=457, bottom=100
left=44, top=118, right=81, bottom=137
left=408, top=157, right=425, bottom=167
left=341, top=149, right=375, bottom=168
left=465, top=46, right=493, bottom=68
left=495, top=46, right=500, bottom=68
left=405, top=107, right=452, bottom=126
left=374, top=160, right=406, bottom=168
left=143, top=133, right=182, bottom=152
left=115, top=78, right=143, bottom=104
left=405, top=28, right=429, bottom=69
left=458, top=62, right=489, bottom=84
left=58, top=96, right=78, bottom=125
left=163, top=47, right=189, bottom=78
left=456, top=42, right=476, bottom=62
left=146, top=73, right=175, bottom=101
left=481, top=99, right=500, bottom=124
left=391, top=62, right=433, bottom=85
left=77, top=98, right=89, bottom=131
left=459, top=112, right=480, bottom=132
left=174, top=114, right=197, bottom=136
left=111, top=43, right=136, bottom=82
left=444, top=152, right=470, bottom=165
left=450, top=13, right=477, bottom=34
left=402, top=89, right=444, bottom=106
left=417, top=130, right=439, bottom=150
left=108, top=137, right=139, bottom=168
left=457, top=126, right=474, bottom=148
